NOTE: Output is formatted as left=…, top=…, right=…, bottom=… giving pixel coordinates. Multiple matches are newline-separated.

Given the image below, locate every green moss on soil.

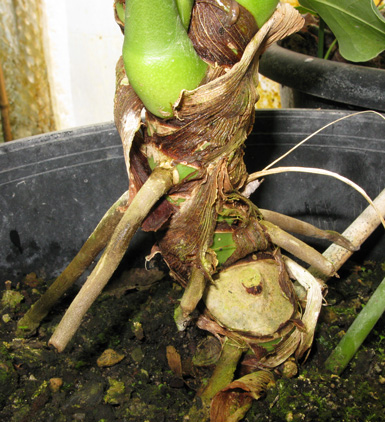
left=0, top=260, right=384, bottom=421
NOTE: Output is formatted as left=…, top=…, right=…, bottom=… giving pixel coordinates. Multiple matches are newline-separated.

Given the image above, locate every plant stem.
left=122, top=0, right=207, bottom=117
left=48, top=166, right=174, bottom=352
left=324, top=38, right=337, bottom=60
left=188, top=338, right=246, bottom=421
left=325, top=275, right=385, bottom=375
left=175, top=0, right=194, bottom=29
left=180, top=267, right=206, bottom=317
left=17, top=190, right=130, bottom=335
left=317, top=17, right=325, bottom=59
left=261, top=220, right=335, bottom=277
left=0, top=60, right=13, bottom=141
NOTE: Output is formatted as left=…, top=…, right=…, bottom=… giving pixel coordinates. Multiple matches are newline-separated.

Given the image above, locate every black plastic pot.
left=259, top=44, right=385, bottom=112
left=1, top=110, right=384, bottom=283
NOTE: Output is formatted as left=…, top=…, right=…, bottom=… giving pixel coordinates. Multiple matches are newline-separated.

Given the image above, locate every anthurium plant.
left=18, top=1, right=383, bottom=420
left=298, top=0, right=385, bottom=61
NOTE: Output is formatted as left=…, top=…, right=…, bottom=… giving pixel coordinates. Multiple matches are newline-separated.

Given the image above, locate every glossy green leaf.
left=299, top=0, right=385, bottom=62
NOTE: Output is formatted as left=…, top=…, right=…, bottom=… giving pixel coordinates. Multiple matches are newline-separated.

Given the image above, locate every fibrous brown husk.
left=114, top=3, right=304, bottom=286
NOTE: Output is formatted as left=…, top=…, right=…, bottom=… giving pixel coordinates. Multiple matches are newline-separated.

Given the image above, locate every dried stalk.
left=249, top=166, right=385, bottom=230
left=49, top=166, right=174, bottom=352
left=0, top=60, right=13, bottom=142
left=261, top=220, right=336, bottom=277
left=260, top=209, right=357, bottom=251
left=16, top=190, right=130, bottom=335
left=180, top=267, right=206, bottom=316
left=309, top=187, right=385, bottom=280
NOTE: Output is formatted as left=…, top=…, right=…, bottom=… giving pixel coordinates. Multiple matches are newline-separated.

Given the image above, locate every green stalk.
left=236, top=0, right=279, bottom=27
left=122, top=0, right=207, bottom=118
left=324, top=38, right=337, bottom=60
left=188, top=338, right=246, bottom=421
left=317, top=17, right=325, bottom=59
left=115, top=1, right=125, bottom=22
left=325, top=275, right=385, bottom=375
left=175, top=0, right=194, bottom=29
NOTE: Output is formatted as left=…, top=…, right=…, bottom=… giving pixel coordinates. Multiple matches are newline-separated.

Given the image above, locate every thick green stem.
left=122, top=0, right=207, bottom=118
left=175, top=0, right=194, bottom=29
left=16, top=190, right=130, bottom=335
left=199, top=339, right=246, bottom=402
left=48, top=167, right=174, bottom=352
left=236, top=0, right=279, bottom=27
left=325, top=275, right=385, bottom=375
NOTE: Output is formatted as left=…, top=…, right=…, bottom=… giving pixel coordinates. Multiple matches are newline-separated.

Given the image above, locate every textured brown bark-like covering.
left=128, top=4, right=303, bottom=285
left=114, top=4, right=304, bottom=285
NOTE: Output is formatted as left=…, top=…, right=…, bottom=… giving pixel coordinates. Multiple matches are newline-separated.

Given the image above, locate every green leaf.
left=299, top=0, right=385, bottom=62
left=211, top=232, right=236, bottom=265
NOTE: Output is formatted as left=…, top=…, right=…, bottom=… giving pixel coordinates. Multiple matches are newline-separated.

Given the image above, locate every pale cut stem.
left=180, top=267, right=206, bottom=317
left=174, top=267, right=207, bottom=331
left=309, top=188, right=385, bottom=281
left=17, top=190, right=130, bottom=335
left=49, top=167, right=174, bottom=352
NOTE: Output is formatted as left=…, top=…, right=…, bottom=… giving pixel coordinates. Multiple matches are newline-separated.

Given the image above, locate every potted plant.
left=259, top=0, right=385, bottom=111
left=2, top=1, right=385, bottom=420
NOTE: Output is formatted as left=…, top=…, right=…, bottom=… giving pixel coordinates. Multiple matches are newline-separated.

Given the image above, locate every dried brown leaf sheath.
left=114, top=3, right=304, bottom=285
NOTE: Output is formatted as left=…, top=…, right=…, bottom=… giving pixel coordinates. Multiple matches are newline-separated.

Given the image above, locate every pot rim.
left=259, top=44, right=385, bottom=112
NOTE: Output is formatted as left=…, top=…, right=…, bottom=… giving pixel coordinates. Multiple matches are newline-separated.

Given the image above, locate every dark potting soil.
left=0, top=259, right=384, bottom=421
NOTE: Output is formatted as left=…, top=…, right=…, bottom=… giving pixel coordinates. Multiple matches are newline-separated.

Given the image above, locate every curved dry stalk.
left=283, top=257, right=323, bottom=359
left=262, top=110, right=385, bottom=172
left=48, top=166, right=174, bottom=352
left=17, top=190, right=130, bottom=335
left=248, top=166, right=385, bottom=230
left=310, top=187, right=385, bottom=280
left=260, top=209, right=357, bottom=251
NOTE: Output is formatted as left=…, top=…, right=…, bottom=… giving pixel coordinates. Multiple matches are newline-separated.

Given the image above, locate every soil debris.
left=0, top=261, right=384, bottom=421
